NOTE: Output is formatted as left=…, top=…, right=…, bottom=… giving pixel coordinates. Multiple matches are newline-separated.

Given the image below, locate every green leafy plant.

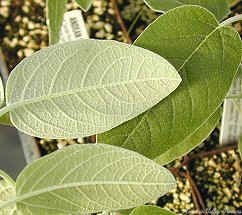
left=100, top=5, right=241, bottom=165
left=0, top=39, right=180, bottom=138
left=0, top=1, right=241, bottom=215
left=0, top=144, right=175, bottom=214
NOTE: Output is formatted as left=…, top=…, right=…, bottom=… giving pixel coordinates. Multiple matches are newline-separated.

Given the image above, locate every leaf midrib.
left=1, top=181, right=175, bottom=208
left=4, top=77, right=180, bottom=115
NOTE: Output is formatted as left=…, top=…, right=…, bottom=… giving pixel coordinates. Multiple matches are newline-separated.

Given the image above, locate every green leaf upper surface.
left=99, top=6, right=242, bottom=164
left=0, top=76, right=4, bottom=108
left=0, top=170, right=17, bottom=215
left=3, top=39, right=181, bottom=139
left=14, top=144, right=175, bottom=214
left=144, top=0, right=229, bottom=20
left=155, top=108, right=221, bottom=165
left=131, top=206, right=176, bottom=215
left=47, top=0, right=67, bottom=45
left=75, top=0, right=93, bottom=11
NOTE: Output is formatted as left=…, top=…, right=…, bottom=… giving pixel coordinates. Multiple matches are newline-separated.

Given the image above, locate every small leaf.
left=144, top=0, right=230, bottom=20
left=2, top=39, right=181, bottom=139
left=0, top=170, right=17, bottom=215
left=5, top=144, right=176, bottom=215
left=75, top=0, right=93, bottom=11
left=99, top=6, right=242, bottom=164
left=0, top=76, right=4, bottom=108
left=131, top=206, right=176, bottom=215
left=47, top=0, right=67, bottom=44
left=0, top=113, right=12, bottom=126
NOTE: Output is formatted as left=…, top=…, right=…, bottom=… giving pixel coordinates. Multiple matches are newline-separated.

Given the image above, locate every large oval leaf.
left=2, top=39, right=181, bottom=138
left=99, top=6, right=242, bottom=164
left=0, top=76, right=4, bottom=108
left=131, top=206, right=176, bottom=215
left=47, top=0, right=67, bottom=45
left=144, top=0, right=229, bottom=20
left=10, top=144, right=175, bottom=214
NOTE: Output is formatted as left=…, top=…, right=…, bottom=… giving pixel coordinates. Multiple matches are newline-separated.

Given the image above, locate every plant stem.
left=128, top=7, right=144, bottom=35
left=226, top=94, right=242, bottom=99
left=0, top=197, right=18, bottom=210
left=111, top=0, right=132, bottom=44
left=187, top=169, right=207, bottom=214
left=220, top=14, right=242, bottom=26
left=188, top=144, right=237, bottom=161
left=0, top=106, right=9, bottom=117
left=0, top=170, right=15, bottom=186
left=179, top=143, right=237, bottom=167
left=185, top=169, right=201, bottom=215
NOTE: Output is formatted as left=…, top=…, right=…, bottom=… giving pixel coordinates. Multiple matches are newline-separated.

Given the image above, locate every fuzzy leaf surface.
left=0, top=170, right=17, bottom=215
left=3, top=39, right=181, bottom=138
left=144, top=0, right=229, bottom=20
left=99, top=6, right=242, bottom=164
left=13, top=144, right=175, bottom=214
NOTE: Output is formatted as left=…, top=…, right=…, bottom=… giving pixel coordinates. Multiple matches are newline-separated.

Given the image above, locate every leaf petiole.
left=0, top=106, right=10, bottom=118
left=220, top=14, right=242, bottom=26
left=226, top=95, right=242, bottom=99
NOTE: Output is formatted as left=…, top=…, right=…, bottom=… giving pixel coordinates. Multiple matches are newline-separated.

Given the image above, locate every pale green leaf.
left=1, top=39, right=181, bottom=139
left=3, top=144, right=176, bottom=215
left=144, top=0, right=230, bottom=20
left=131, top=206, right=176, bottom=215
left=47, top=0, right=67, bottom=45
left=75, top=0, right=93, bottom=11
left=0, top=76, right=4, bottom=108
left=99, top=6, right=242, bottom=164
left=0, top=170, right=17, bottom=215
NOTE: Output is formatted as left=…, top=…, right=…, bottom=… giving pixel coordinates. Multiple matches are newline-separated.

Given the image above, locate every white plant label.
left=60, top=10, right=89, bottom=43
left=220, top=75, right=242, bottom=144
